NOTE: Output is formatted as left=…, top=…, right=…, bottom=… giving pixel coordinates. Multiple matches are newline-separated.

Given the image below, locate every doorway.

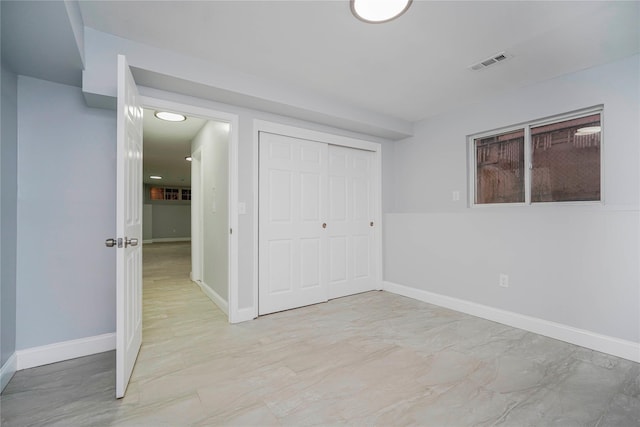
left=141, top=105, right=235, bottom=318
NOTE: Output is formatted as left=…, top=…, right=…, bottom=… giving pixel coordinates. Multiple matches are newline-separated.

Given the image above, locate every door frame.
left=190, top=147, right=204, bottom=284
left=142, top=96, right=241, bottom=323
left=253, top=120, right=383, bottom=318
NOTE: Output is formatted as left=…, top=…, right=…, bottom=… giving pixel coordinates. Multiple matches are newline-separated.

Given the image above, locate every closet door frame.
left=253, top=120, right=383, bottom=318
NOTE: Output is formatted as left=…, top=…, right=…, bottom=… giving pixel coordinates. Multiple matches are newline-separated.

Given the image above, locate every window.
left=471, top=107, right=602, bottom=205
left=149, top=186, right=191, bottom=201
left=475, top=129, right=525, bottom=204
left=531, top=114, right=601, bottom=202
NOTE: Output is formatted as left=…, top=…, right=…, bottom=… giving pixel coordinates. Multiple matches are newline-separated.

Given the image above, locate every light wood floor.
left=1, top=242, right=638, bottom=426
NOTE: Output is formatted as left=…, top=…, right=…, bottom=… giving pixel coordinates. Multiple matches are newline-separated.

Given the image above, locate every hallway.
left=1, top=243, right=638, bottom=425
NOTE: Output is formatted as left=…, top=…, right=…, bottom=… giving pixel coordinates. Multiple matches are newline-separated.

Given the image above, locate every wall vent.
left=469, top=52, right=511, bottom=71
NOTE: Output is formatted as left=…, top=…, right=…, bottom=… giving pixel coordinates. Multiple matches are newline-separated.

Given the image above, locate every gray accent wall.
left=386, top=55, right=640, bottom=343
left=16, top=76, right=116, bottom=350
left=143, top=185, right=190, bottom=240
left=192, top=121, right=229, bottom=301
left=1, top=62, right=18, bottom=367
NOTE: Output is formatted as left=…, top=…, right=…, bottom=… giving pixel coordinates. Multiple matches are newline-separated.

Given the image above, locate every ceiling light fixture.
left=575, top=126, right=601, bottom=136
left=149, top=175, right=163, bottom=180
left=154, top=111, right=187, bottom=122
left=185, top=156, right=192, bottom=162
left=351, top=0, right=412, bottom=23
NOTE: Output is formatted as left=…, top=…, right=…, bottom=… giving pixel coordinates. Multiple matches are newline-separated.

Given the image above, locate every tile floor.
left=1, top=242, right=638, bottom=426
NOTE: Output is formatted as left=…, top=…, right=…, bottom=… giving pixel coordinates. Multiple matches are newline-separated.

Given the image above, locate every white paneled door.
left=115, top=55, right=143, bottom=398
left=327, top=146, right=376, bottom=299
left=259, top=132, right=329, bottom=315
left=259, top=131, right=377, bottom=315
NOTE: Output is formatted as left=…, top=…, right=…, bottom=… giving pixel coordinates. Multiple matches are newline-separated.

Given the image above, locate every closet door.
left=327, top=146, right=376, bottom=299
left=258, top=132, right=328, bottom=315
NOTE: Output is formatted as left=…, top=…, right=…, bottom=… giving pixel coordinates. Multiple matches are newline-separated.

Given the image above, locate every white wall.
left=16, top=76, right=116, bottom=349
left=386, top=55, right=640, bottom=345
left=192, top=121, right=229, bottom=302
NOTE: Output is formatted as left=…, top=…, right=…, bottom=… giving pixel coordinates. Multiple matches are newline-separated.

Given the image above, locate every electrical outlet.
left=452, top=190, right=460, bottom=201
left=499, top=274, right=509, bottom=288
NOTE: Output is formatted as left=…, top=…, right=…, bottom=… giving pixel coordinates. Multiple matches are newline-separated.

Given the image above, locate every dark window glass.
left=531, top=114, right=600, bottom=202
left=475, top=129, right=525, bottom=204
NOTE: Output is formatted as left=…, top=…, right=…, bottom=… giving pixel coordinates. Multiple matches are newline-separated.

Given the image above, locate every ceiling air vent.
left=469, top=52, right=510, bottom=71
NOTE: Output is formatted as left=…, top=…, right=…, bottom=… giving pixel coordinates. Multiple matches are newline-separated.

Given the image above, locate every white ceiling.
left=79, top=0, right=640, bottom=123
left=142, top=108, right=207, bottom=186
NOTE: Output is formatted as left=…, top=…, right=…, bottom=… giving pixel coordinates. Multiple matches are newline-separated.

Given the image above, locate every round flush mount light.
left=149, top=175, right=163, bottom=180
left=185, top=156, right=192, bottom=162
left=154, top=111, right=186, bottom=122
left=575, top=126, right=601, bottom=136
left=351, top=0, right=412, bottom=23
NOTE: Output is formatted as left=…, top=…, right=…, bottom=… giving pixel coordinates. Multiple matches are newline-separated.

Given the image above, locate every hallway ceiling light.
left=154, top=111, right=187, bottom=122
left=351, top=0, right=412, bottom=23
left=185, top=156, right=192, bottom=162
left=575, top=126, right=601, bottom=135
left=149, top=175, right=163, bottom=180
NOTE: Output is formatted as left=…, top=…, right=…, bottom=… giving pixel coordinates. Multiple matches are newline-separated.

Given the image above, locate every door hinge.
left=230, top=228, right=233, bottom=235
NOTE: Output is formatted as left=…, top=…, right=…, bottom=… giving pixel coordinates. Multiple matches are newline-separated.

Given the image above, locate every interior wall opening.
left=141, top=106, right=231, bottom=326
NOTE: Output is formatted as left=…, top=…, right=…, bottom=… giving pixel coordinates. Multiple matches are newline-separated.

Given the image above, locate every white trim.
left=190, top=147, right=203, bottom=284
left=197, top=281, right=229, bottom=316
left=16, top=333, right=116, bottom=371
left=1, top=353, right=17, bottom=392
left=383, top=281, right=640, bottom=363
left=251, top=122, right=260, bottom=319
left=227, top=114, right=240, bottom=323
left=254, top=120, right=380, bottom=152
left=145, top=237, right=191, bottom=243
left=142, top=239, right=153, bottom=244
left=140, top=96, right=240, bottom=325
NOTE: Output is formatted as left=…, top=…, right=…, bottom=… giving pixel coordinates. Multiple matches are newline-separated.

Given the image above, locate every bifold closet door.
left=259, top=132, right=328, bottom=315
left=327, top=145, right=376, bottom=299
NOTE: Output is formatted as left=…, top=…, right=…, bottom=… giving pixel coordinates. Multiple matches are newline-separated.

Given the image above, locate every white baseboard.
left=197, top=281, right=229, bottom=316
left=383, top=281, right=640, bottom=363
left=16, top=333, right=116, bottom=371
left=1, top=353, right=17, bottom=392
left=147, top=237, right=191, bottom=243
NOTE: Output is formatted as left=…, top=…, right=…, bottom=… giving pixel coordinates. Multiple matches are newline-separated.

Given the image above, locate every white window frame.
left=468, top=105, right=604, bottom=207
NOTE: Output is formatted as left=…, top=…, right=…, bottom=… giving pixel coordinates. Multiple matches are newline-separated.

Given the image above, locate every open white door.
left=115, top=55, right=143, bottom=398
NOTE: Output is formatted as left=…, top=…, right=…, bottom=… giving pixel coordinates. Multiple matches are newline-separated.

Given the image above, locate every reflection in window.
left=531, top=114, right=600, bottom=202
left=475, top=129, right=525, bottom=204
